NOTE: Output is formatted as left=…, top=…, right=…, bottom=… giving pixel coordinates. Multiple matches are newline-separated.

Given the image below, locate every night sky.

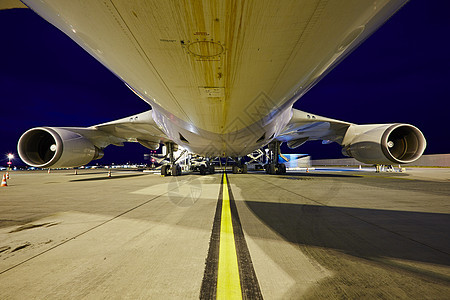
left=1, top=1, right=449, bottom=167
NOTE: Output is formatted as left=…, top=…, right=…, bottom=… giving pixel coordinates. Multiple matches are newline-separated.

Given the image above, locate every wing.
left=276, top=108, right=352, bottom=149
left=92, top=110, right=170, bottom=149
left=17, top=109, right=171, bottom=168
left=0, top=0, right=27, bottom=10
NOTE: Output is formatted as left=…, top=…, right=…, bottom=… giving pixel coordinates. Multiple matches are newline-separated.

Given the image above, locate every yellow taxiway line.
left=217, top=173, right=242, bottom=299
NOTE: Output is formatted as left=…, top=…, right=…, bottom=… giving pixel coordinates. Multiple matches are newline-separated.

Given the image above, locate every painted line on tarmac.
left=200, top=172, right=262, bottom=299
left=199, top=174, right=223, bottom=299
left=217, top=172, right=242, bottom=299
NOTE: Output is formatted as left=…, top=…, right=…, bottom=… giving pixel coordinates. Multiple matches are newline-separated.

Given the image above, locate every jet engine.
left=18, top=127, right=104, bottom=168
left=341, top=124, right=426, bottom=164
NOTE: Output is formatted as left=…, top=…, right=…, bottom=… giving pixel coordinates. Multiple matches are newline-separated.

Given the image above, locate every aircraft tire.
left=232, top=165, right=237, bottom=174
left=278, top=164, right=286, bottom=174
left=199, top=165, right=207, bottom=175
left=268, top=164, right=276, bottom=175
left=161, top=165, right=168, bottom=176
left=172, top=165, right=181, bottom=176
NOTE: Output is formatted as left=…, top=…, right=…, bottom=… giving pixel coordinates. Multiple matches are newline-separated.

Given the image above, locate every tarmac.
left=0, top=167, right=449, bottom=299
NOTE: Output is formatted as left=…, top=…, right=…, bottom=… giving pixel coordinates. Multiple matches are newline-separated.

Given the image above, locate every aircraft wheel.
left=276, top=166, right=282, bottom=175
left=209, top=165, right=215, bottom=174
left=199, top=165, right=207, bottom=175
left=172, top=165, right=181, bottom=176
left=268, top=164, right=276, bottom=175
left=279, top=164, right=286, bottom=174
left=161, top=165, right=168, bottom=176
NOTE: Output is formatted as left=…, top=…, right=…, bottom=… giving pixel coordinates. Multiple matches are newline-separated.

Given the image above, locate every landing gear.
left=265, top=163, right=286, bottom=175
left=190, top=157, right=216, bottom=175
left=232, top=164, right=247, bottom=174
left=161, top=142, right=182, bottom=176
left=231, top=158, right=248, bottom=174
left=199, top=165, right=207, bottom=175
left=264, top=141, right=286, bottom=175
left=161, top=164, right=182, bottom=176
left=264, top=163, right=286, bottom=174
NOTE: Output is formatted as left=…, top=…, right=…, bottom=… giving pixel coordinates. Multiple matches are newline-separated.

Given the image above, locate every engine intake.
left=18, top=127, right=103, bottom=168
left=342, top=124, right=426, bottom=164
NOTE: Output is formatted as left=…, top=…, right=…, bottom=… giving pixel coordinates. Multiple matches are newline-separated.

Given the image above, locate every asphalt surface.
left=0, top=168, right=449, bottom=299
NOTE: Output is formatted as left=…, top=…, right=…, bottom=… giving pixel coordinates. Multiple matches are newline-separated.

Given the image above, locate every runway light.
left=6, top=153, right=14, bottom=169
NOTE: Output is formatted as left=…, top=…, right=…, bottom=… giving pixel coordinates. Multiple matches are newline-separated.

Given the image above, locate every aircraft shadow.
left=244, top=201, right=450, bottom=270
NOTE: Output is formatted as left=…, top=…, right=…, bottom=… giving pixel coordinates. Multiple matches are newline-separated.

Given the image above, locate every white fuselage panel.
left=23, top=0, right=407, bottom=156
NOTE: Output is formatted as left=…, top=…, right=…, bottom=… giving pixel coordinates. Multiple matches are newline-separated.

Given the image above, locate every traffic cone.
left=48, top=169, right=51, bottom=174
left=1, top=174, right=7, bottom=187
left=306, top=167, right=309, bottom=173
left=6, top=172, right=10, bottom=179
left=107, top=171, right=111, bottom=178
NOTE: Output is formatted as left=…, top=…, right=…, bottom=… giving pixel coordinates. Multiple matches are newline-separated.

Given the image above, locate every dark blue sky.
left=1, top=1, right=449, bottom=166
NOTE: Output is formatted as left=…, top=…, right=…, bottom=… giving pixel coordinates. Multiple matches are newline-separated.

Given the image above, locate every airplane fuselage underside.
left=151, top=105, right=292, bottom=157
left=22, top=0, right=408, bottom=157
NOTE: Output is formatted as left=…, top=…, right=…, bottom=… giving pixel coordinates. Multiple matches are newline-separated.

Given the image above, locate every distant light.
left=7, top=153, right=14, bottom=159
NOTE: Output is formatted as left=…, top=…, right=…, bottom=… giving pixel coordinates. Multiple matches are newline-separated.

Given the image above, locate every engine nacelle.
left=18, top=127, right=104, bottom=168
left=342, top=124, right=426, bottom=164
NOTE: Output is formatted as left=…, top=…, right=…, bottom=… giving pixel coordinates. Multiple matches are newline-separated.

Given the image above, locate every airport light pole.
left=7, top=153, right=14, bottom=170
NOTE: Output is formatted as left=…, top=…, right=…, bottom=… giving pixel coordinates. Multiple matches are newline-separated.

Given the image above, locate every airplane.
left=4, top=0, right=426, bottom=175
